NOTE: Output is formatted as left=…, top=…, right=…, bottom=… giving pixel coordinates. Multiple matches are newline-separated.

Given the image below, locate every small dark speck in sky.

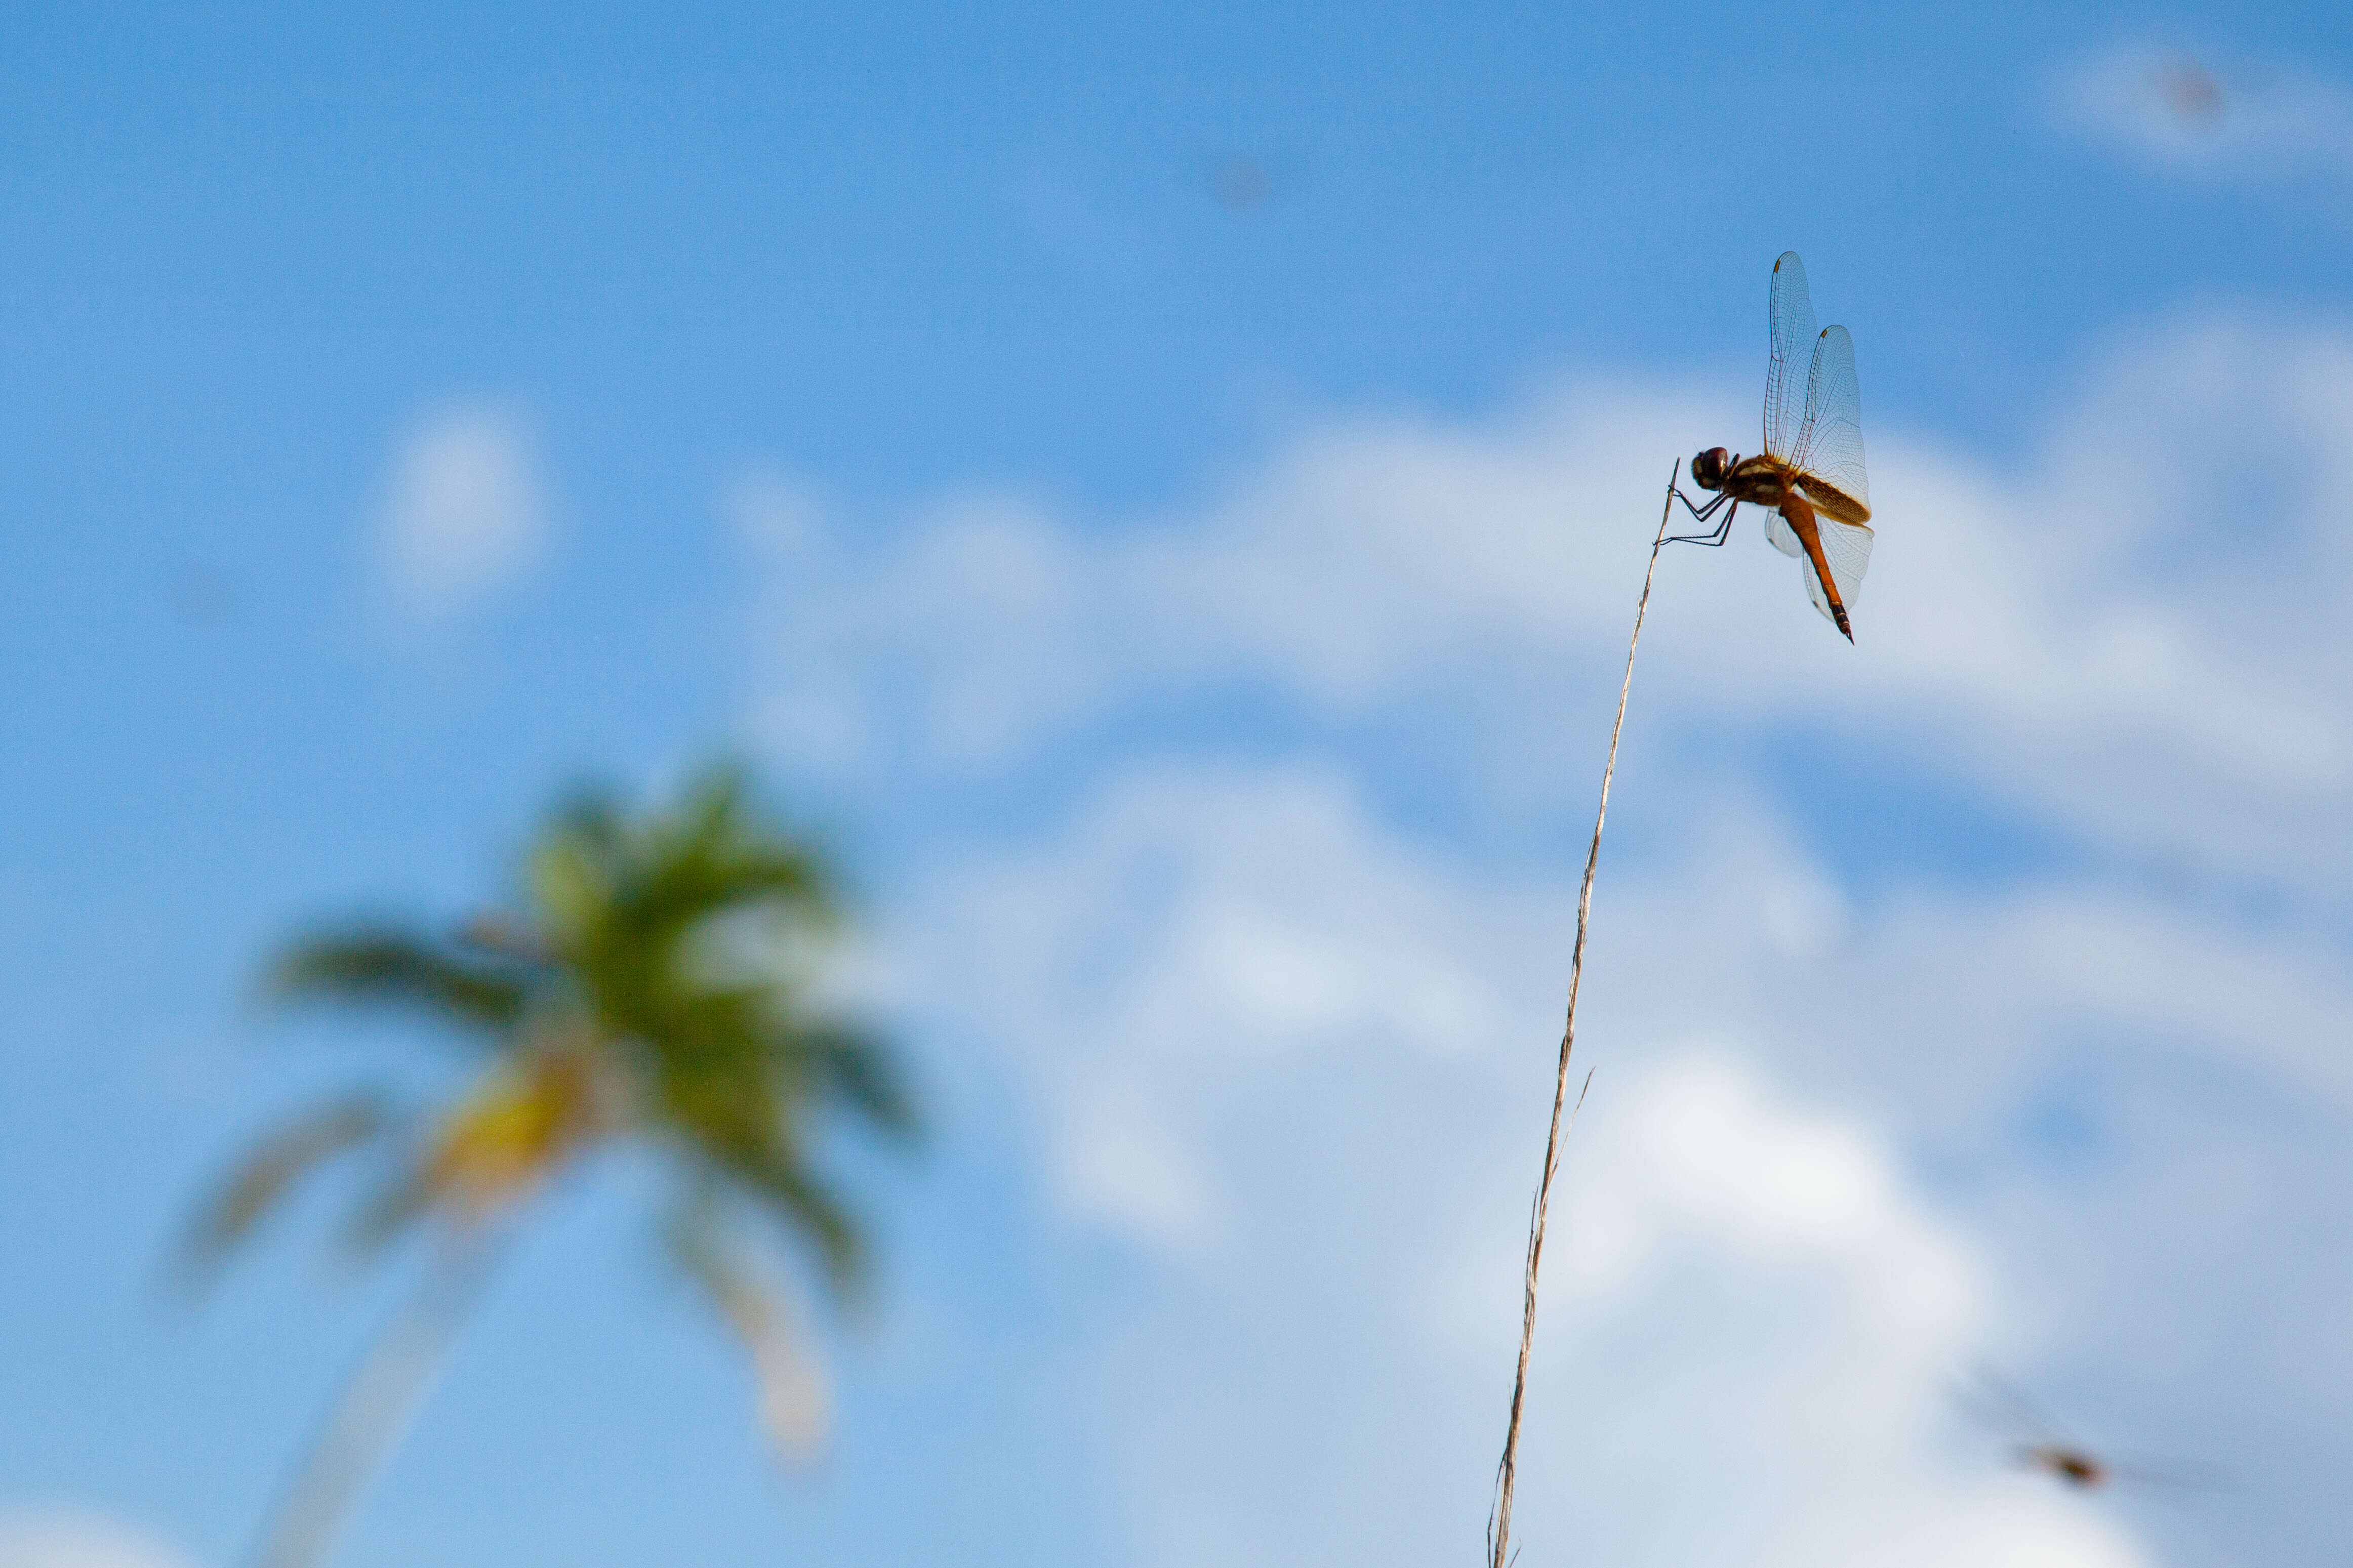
left=170, top=565, right=236, bottom=626
left=2156, top=56, right=2226, bottom=129
left=1210, top=155, right=1271, bottom=213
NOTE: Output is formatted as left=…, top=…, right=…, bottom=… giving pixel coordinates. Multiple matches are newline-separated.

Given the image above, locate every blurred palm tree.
left=177, top=764, right=915, bottom=1568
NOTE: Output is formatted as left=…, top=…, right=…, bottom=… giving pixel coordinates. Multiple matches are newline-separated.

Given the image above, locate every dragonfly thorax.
left=2018, top=1446, right=2109, bottom=1490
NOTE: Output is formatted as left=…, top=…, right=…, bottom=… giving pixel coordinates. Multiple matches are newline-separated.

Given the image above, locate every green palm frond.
left=564, top=769, right=831, bottom=941
left=232, top=768, right=902, bottom=1269
left=193, top=758, right=911, bottom=1527
left=528, top=795, right=624, bottom=953
left=798, top=1022, right=919, bottom=1142
left=703, top=1144, right=864, bottom=1300
left=267, top=931, right=533, bottom=1041
left=665, top=1192, right=829, bottom=1455
left=174, top=1092, right=400, bottom=1291
left=338, top=1163, right=435, bottom=1262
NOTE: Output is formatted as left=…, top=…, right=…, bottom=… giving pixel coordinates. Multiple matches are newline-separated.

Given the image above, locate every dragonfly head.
left=1690, top=447, right=1732, bottom=491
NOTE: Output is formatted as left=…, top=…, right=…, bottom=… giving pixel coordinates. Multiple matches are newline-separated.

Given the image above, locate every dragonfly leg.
left=1664, top=489, right=1736, bottom=547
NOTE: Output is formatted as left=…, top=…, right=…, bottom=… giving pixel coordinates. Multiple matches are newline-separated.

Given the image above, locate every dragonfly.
left=1955, top=1365, right=2217, bottom=1497
left=1668, top=251, right=1874, bottom=642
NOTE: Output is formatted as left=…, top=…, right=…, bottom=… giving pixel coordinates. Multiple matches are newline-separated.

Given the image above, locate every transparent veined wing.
left=1762, top=508, right=1805, bottom=557
left=2103, top=1458, right=2226, bottom=1494
left=1799, top=517, right=1874, bottom=626
left=1792, top=323, right=1871, bottom=523
left=1955, top=1365, right=2077, bottom=1451
left=1764, top=251, right=1816, bottom=462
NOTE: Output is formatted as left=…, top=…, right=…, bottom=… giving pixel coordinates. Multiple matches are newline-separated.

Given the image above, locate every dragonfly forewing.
left=1765, top=251, right=1817, bottom=462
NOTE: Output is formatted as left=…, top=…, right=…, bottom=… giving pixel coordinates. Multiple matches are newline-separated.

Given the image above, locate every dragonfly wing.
left=1762, top=508, right=1805, bottom=557
left=1765, top=251, right=1817, bottom=461
left=1955, top=1365, right=2075, bottom=1448
left=1794, top=323, right=1870, bottom=522
left=2108, top=1458, right=2226, bottom=1494
left=1799, top=517, right=1874, bottom=625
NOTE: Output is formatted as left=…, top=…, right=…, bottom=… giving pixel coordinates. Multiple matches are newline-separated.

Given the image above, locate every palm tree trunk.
left=253, top=1235, right=503, bottom=1568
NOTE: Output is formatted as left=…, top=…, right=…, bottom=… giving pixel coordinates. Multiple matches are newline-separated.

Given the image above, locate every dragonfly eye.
left=1691, top=447, right=1730, bottom=490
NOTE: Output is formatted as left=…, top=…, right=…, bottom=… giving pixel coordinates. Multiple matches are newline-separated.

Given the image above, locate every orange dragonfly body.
left=1957, top=1366, right=2214, bottom=1498
left=2017, top=1444, right=2111, bottom=1491
left=1670, top=252, right=1874, bottom=641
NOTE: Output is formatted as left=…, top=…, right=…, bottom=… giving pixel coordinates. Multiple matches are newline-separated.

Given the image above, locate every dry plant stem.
left=1488, top=467, right=1679, bottom=1568
left=254, top=1233, right=503, bottom=1568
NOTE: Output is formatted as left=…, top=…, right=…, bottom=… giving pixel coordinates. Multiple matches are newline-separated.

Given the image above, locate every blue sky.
left=5, top=3, right=2353, bottom=1567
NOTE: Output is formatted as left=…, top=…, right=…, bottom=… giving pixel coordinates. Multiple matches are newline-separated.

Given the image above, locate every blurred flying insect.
left=2155, top=55, right=2226, bottom=129
left=1669, top=250, right=1874, bottom=641
left=1956, top=1365, right=2217, bottom=1497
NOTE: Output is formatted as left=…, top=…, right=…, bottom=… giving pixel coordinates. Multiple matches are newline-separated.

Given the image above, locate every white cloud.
left=1566, top=801, right=2353, bottom=1133
left=742, top=312, right=2353, bottom=1563
left=377, top=402, right=548, bottom=618
left=912, top=767, right=1543, bottom=1248
left=0, top=1511, right=193, bottom=1568
left=900, top=762, right=2167, bottom=1566
left=738, top=473, right=1127, bottom=772
left=747, top=317, right=2353, bottom=890
left=2062, top=44, right=2353, bottom=182
left=1530, top=1055, right=2146, bottom=1568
